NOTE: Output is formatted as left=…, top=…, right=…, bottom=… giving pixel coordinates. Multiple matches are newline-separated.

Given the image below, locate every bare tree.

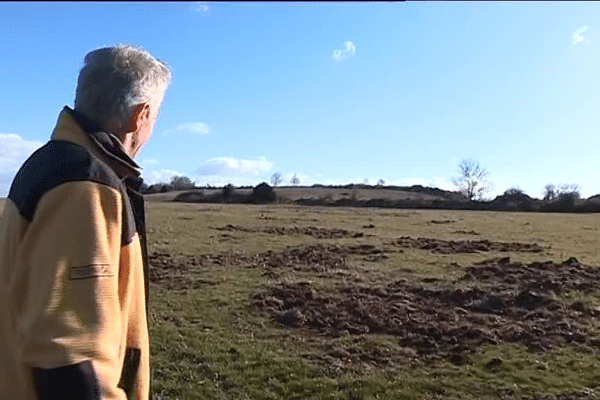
left=290, top=173, right=300, bottom=186
left=376, top=179, right=385, bottom=187
left=543, top=184, right=557, bottom=201
left=271, top=172, right=282, bottom=187
left=452, top=158, right=490, bottom=200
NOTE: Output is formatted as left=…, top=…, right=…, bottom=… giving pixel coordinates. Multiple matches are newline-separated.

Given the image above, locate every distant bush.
left=222, top=184, right=235, bottom=202
left=173, top=191, right=205, bottom=202
left=540, top=183, right=581, bottom=212
left=143, top=183, right=174, bottom=194
left=253, top=182, right=276, bottom=204
left=170, top=175, right=195, bottom=190
left=164, top=181, right=600, bottom=213
left=489, top=189, right=537, bottom=211
left=503, top=187, right=524, bottom=196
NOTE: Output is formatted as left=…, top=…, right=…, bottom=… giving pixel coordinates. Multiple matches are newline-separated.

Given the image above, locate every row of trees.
left=270, top=174, right=388, bottom=188
left=144, top=159, right=584, bottom=202
left=451, top=158, right=582, bottom=202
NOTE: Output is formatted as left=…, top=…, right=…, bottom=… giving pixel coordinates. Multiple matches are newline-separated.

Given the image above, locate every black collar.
left=63, top=106, right=142, bottom=176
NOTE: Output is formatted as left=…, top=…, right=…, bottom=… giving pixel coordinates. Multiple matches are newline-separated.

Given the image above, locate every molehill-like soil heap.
left=251, top=257, right=600, bottom=363
left=214, top=224, right=366, bottom=239
left=389, top=236, right=545, bottom=254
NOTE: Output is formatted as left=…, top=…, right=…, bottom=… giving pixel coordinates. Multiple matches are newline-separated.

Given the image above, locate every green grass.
left=119, top=203, right=600, bottom=398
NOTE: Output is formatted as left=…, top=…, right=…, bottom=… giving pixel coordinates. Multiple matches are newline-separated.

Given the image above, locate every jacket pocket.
left=118, top=347, right=141, bottom=399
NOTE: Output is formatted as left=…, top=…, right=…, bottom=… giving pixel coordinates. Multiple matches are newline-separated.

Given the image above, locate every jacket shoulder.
left=8, top=140, right=123, bottom=221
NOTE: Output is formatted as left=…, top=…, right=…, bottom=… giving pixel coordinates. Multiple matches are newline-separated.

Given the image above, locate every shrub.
left=503, top=187, right=524, bottom=196
left=222, top=184, right=235, bottom=202
left=173, top=191, right=205, bottom=202
left=170, top=175, right=196, bottom=190
left=253, top=182, right=276, bottom=204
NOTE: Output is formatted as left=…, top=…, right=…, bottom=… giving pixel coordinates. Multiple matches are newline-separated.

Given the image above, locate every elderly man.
left=0, top=45, right=171, bottom=399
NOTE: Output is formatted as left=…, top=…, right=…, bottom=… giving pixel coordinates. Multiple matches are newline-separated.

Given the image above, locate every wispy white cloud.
left=333, top=41, right=356, bottom=62
left=141, top=158, right=159, bottom=166
left=193, top=176, right=268, bottom=188
left=573, top=26, right=590, bottom=45
left=141, top=169, right=183, bottom=185
left=0, top=133, right=44, bottom=197
left=164, top=122, right=211, bottom=135
left=196, top=156, right=273, bottom=176
left=0, top=133, right=43, bottom=171
left=196, top=2, right=209, bottom=12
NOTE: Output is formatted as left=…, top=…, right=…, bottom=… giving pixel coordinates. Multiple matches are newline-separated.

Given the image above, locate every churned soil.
left=148, top=243, right=387, bottom=289
left=389, top=236, right=544, bottom=254
left=464, top=256, right=600, bottom=294
left=451, top=230, right=481, bottom=235
left=150, top=244, right=600, bottom=364
left=214, top=224, right=365, bottom=239
left=251, top=257, right=600, bottom=363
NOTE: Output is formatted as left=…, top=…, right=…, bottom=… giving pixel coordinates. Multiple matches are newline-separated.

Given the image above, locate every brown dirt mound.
left=464, top=257, right=600, bottom=294
left=214, top=224, right=365, bottom=239
left=257, top=243, right=388, bottom=274
left=149, top=244, right=387, bottom=288
left=452, top=230, right=481, bottom=235
left=528, top=392, right=598, bottom=400
left=389, top=236, right=544, bottom=254
left=251, top=258, right=600, bottom=362
left=148, top=252, right=228, bottom=290
left=149, top=252, right=192, bottom=280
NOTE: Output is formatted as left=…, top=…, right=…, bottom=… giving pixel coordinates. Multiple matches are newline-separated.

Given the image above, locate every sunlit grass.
left=145, top=202, right=600, bottom=398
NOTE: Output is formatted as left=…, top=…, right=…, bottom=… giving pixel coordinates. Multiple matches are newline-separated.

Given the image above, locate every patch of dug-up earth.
left=525, top=391, right=599, bottom=400
left=214, top=224, right=367, bottom=239
left=389, top=236, right=544, bottom=254
left=148, top=243, right=387, bottom=290
left=251, top=257, right=600, bottom=366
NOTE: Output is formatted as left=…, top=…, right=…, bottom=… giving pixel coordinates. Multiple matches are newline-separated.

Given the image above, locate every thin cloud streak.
left=196, top=2, right=209, bottom=12
left=333, top=41, right=356, bottom=62
left=164, top=122, right=211, bottom=135
left=141, top=158, right=159, bottom=166
left=196, top=156, right=273, bottom=176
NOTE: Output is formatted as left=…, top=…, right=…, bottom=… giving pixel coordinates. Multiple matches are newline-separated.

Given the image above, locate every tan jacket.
left=0, top=107, right=151, bottom=399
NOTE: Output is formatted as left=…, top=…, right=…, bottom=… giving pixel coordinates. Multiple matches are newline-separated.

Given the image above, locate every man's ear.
left=129, top=103, right=151, bottom=132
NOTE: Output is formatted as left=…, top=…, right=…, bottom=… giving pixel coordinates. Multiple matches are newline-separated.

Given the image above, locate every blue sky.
left=2, top=2, right=600, bottom=199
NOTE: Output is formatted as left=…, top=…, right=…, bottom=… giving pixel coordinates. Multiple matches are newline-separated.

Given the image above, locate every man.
left=0, top=44, right=171, bottom=399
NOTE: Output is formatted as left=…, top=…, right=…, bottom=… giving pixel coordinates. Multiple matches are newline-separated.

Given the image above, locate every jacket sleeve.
left=18, top=181, right=125, bottom=400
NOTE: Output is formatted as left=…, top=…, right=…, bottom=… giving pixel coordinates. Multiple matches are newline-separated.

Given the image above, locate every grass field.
left=145, top=202, right=600, bottom=400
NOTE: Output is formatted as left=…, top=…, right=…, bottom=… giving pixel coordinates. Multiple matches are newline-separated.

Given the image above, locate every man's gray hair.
left=74, top=44, right=172, bottom=133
